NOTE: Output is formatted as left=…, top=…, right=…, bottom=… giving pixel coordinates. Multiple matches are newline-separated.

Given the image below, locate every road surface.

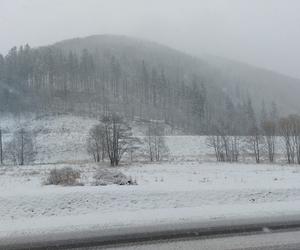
left=2, top=215, right=300, bottom=250
left=90, top=230, right=300, bottom=250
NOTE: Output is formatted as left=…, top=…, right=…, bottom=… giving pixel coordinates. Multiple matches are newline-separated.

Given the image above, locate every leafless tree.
left=6, top=128, right=36, bottom=165
left=293, top=117, right=300, bottom=164
left=279, top=115, right=300, bottom=164
left=279, top=117, right=294, bottom=164
left=206, top=134, right=225, bottom=162
left=228, top=135, right=241, bottom=162
left=144, top=121, right=169, bottom=162
left=102, top=113, right=139, bottom=166
left=87, top=124, right=106, bottom=162
left=0, top=128, right=3, bottom=165
left=245, top=125, right=264, bottom=163
left=261, top=119, right=277, bottom=163
left=206, top=119, right=240, bottom=162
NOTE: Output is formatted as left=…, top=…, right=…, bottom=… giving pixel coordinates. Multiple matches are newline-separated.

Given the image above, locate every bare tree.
left=102, top=113, right=139, bottom=166
left=278, top=115, right=300, bottom=164
left=279, top=117, right=294, bottom=164
left=206, top=119, right=240, bottom=162
left=229, top=135, right=241, bottom=162
left=206, top=134, right=225, bottom=162
left=293, top=117, right=300, bottom=164
left=207, top=134, right=241, bottom=163
left=145, top=124, right=154, bottom=162
left=290, top=115, right=300, bottom=164
left=261, top=119, right=277, bottom=163
left=245, top=125, right=264, bottom=163
left=0, top=128, right=3, bottom=165
left=7, top=128, right=36, bottom=165
left=144, top=121, right=169, bottom=162
left=87, top=124, right=106, bottom=162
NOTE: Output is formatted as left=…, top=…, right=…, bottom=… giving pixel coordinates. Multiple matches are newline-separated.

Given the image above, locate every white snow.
left=1, top=162, right=300, bottom=239
left=0, top=113, right=288, bottom=164
left=0, top=114, right=299, bottom=240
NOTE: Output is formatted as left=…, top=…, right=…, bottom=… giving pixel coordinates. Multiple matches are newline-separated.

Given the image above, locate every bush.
left=44, top=167, right=82, bottom=186
left=93, top=168, right=137, bottom=186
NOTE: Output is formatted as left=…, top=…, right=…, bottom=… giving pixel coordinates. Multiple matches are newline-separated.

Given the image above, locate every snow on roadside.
left=1, top=162, right=300, bottom=238
left=2, top=201, right=300, bottom=239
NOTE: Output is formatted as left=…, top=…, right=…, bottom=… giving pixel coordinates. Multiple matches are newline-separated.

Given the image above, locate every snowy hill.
left=2, top=35, right=300, bottom=136
left=0, top=113, right=202, bottom=164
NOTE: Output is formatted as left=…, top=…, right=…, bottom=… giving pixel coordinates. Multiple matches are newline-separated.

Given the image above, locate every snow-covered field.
left=0, top=114, right=299, bottom=240
left=0, top=113, right=205, bottom=163
left=0, top=113, right=287, bottom=163
left=1, top=161, right=300, bottom=239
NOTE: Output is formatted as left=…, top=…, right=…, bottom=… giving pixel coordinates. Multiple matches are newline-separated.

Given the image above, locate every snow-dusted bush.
left=93, top=168, right=136, bottom=186
left=44, top=167, right=82, bottom=186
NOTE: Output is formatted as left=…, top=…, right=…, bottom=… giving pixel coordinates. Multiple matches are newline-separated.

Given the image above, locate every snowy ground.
left=0, top=114, right=299, bottom=240
left=0, top=113, right=197, bottom=163
left=0, top=113, right=287, bottom=164
left=1, top=161, right=300, bottom=239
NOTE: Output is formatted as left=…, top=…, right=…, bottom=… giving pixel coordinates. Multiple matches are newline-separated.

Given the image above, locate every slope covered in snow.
left=0, top=113, right=204, bottom=164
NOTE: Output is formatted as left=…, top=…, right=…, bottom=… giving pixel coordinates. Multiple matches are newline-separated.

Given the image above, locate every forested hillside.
left=0, top=35, right=298, bottom=134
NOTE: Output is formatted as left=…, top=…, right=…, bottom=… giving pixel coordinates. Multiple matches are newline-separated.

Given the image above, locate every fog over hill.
left=203, top=54, right=300, bottom=114
left=0, top=34, right=299, bottom=134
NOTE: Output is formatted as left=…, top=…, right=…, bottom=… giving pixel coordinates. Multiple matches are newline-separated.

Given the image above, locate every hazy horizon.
left=1, top=0, right=300, bottom=78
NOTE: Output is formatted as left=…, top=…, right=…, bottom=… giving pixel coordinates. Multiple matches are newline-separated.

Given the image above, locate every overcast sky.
left=1, top=0, right=300, bottom=78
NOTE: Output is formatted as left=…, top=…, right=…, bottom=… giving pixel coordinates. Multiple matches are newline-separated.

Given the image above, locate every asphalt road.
left=73, top=230, right=300, bottom=250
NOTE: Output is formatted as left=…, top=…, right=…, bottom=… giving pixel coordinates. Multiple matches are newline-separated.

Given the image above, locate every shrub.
left=44, top=167, right=82, bottom=186
left=93, top=168, right=137, bottom=186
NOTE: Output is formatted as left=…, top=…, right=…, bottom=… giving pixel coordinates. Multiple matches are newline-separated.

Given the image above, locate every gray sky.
left=1, top=0, right=300, bottom=78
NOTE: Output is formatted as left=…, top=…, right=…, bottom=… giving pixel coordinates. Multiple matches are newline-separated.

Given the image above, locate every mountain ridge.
left=50, top=34, right=300, bottom=114
left=0, top=34, right=299, bottom=134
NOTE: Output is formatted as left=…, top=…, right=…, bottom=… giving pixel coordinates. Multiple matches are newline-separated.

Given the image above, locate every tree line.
left=2, top=111, right=300, bottom=166
left=207, top=105, right=300, bottom=165
left=0, top=45, right=207, bottom=134
left=1, top=44, right=278, bottom=136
